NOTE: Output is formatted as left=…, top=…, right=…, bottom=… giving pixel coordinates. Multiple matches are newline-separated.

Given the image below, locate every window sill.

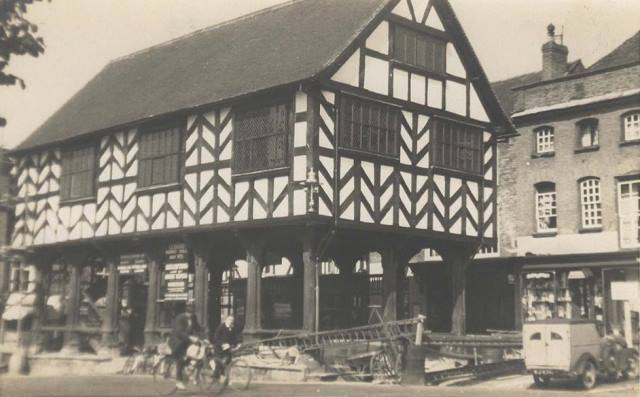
left=533, top=231, right=557, bottom=238
left=578, top=226, right=603, bottom=234
left=135, top=182, right=182, bottom=195
left=620, top=138, right=640, bottom=147
left=531, top=152, right=555, bottom=159
left=337, top=147, right=400, bottom=164
left=430, top=165, right=484, bottom=181
left=59, top=196, right=96, bottom=206
left=232, top=166, right=290, bottom=181
left=574, top=145, right=599, bottom=154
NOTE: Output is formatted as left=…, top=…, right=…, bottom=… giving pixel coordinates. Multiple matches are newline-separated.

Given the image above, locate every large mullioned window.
left=60, top=144, right=96, bottom=201
left=393, top=25, right=446, bottom=74
left=579, top=177, right=602, bottom=229
left=233, top=101, right=290, bottom=174
left=339, top=95, right=400, bottom=157
left=430, top=118, right=483, bottom=174
left=577, top=118, right=599, bottom=148
left=138, top=124, right=182, bottom=188
left=535, top=182, right=557, bottom=232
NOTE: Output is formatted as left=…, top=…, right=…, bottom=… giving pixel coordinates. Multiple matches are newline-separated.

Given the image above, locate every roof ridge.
left=110, top=0, right=301, bottom=63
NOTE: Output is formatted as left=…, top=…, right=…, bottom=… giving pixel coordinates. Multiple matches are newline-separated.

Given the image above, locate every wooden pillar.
left=0, top=258, right=9, bottom=297
left=63, top=262, right=82, bottom=351
left=101, top=260, right=119, bottom=349
left=439, top=245, right=477, bottom=335
left=208, top=267, right=223, bottom=335
left=193, top=252, right=210, bottom=336
left=381, top=246, right=403, bottom=322
left=243, top=240, right=264, bottom=336
left=144, top=250, right=162, bottom=346
left=302, top=229, right=319, bottom=333
left=410, top=265, right=429, bottom=319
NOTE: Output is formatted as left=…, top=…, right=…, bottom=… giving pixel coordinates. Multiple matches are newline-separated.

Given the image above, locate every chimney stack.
left=541, top=24, right=568, bottom=80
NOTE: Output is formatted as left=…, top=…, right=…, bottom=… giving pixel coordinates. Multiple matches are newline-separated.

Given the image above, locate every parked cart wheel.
left=623, top=352, right=639, bottom=380
left=579, top=360, right=597, bottom=389
left=533, top=374, right=550, bottom=387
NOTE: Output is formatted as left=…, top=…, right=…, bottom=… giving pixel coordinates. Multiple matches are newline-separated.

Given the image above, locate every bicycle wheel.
left=121, top=355, right=136, bottom=375
left=227, top=359, right=251, bottom=391
left=198, top=358, right=228, bottom=395
left=153, top=357, right=177, bottom=396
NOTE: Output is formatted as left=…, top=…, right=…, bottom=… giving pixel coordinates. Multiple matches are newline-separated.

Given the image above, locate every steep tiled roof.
left=589, top=30, right=640, bottom=72
left=16, top=0, right=390, bottom=151
left=16, top=0, right=515, bottom=152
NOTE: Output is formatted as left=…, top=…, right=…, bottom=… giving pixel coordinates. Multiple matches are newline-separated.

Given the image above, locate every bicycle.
left=152, top=338, right=251, bottom=396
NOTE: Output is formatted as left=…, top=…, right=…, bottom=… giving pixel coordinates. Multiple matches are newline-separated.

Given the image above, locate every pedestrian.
left=168, top=302, right=201, bottom=390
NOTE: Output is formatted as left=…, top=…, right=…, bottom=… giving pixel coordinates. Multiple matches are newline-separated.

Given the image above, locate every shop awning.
left=520, top=251, right=640, bottom=271
left=2, top=305, right=34, bottom=321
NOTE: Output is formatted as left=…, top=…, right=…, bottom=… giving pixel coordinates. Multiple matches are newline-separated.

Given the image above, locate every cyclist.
left=169, top=302, right=202, bottom=390
left=212, top=315, right=240, bottom=377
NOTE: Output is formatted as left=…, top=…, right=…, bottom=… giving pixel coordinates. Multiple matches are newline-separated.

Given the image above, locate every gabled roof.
left=16, top=0, right=390, bottom=151
left=15, top=0, right=514, bottom=152
left=588, top=30, right=640, bottom=72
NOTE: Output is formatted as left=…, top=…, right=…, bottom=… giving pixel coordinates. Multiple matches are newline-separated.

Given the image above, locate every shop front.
left=519, top=251, right=640, bottom=346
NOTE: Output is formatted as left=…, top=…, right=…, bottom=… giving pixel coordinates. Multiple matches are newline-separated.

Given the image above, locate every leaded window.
left=233, top=101, right=290, bottom=174
left=339, top=95, right=400, bottom=157
left=579, top=178, right=602, bottom=228
left=577, top=119, right=599, bottom=148
left=623, top=112, right=640, bottom=141
left=618, top=178, right=640, bottom=248
left=138, top=124, right=182, bottom=188
left=431, top=119, right=483, bottom=173
left=535, top=182, right=557, bottom=232
left=60, top=144, right=96, bottom=200
left=535, top=127, right=554, bottom=154
left=393, top=25, right=445, bottom=74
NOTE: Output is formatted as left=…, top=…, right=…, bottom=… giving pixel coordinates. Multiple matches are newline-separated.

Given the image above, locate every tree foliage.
left=0, top=0, right=49, bottom=127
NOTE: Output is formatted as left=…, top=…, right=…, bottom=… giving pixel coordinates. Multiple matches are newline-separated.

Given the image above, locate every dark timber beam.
left=242, top=236, right=265, bottom=338
left=439, top=244, right=478, bottom=335
left=144, top=245, right=164, bottom=346
left=100, top=258, right=120, bottom=351
left=302, top=228, right=319, bottom=332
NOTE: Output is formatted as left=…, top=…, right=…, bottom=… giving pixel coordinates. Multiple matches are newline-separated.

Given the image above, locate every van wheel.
left=533, top=375, right=550, bottom=387
left=623, top=353, right=639, bottom=379
left=579, top=361, right=597, bottom=389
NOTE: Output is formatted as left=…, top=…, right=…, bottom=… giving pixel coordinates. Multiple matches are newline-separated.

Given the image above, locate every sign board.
left=118, top=253, right=148, bottom=274
left=611, top=281, right=639, bottom=301
left=164, top=262, right=190, bottom=301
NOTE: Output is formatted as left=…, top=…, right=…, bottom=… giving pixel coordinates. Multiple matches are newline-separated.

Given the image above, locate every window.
left=535, top=182, right=557, bottom=232
left=393, top=25, right=445, bottom=73
left=233, top=101, right=290, bottom=174
left=550, top=332, right=563, bottom=340
left=529, top=332, right=541, bottom=340
left=577, top=118, right=599, bottom=148
left=138, top=124, right=182, bottom=188
left=618, top=178, right=640, bottom=248
left=339, top=95, right=400, bottom=157
left=431, top=118, right=483, bottom=173
left=623, top=112, right=640, bottom=141
left=60, top=144, right=96, bottom=200
left=580, top=178, right=602, bottom=228
left=535, top=127, right=554, bottom=154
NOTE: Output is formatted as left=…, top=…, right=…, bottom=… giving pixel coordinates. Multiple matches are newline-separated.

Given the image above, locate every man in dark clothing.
left=212, top=315, right=239, bottom=376
left=169, top=303, right=201, bottom=390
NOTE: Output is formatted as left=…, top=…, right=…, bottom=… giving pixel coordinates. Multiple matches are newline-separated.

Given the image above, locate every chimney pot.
left=542, top=23, right=568, bottom=80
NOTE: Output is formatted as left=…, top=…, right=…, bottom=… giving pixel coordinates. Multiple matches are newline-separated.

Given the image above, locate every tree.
left=0, top=0, right=49, bottom=127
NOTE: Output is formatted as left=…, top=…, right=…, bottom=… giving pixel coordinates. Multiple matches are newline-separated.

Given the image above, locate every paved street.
left=0, top=375, right=637, bottom=397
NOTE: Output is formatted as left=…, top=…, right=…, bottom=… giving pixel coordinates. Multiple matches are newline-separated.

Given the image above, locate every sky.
left=0, top=0, right=638, bottom=149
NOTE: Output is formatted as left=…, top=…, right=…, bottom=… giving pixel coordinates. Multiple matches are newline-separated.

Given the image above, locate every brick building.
left=487, top=26, right=639, bottom=344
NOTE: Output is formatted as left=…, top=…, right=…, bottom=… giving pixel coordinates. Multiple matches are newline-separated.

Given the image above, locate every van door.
left=524, top=325, right=547, bottom=367
left=545, top=326, right=570, bottom=369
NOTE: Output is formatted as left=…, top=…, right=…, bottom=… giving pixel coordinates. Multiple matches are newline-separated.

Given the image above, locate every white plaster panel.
left=392, top=0, right=413, bottom=20
left=410, top=74, right=426, bottom=105
left=393, top=69, right=409, bottom=101
left=446, top=43, right=466, bottom=78
left=364, top=56, right=389, bottom=95
left=366, top=21, right=389, bottom=55
left=293, top=189, right=306, bottom=215
left=294, top=121, right=307, bottom=148
left=293, top=155, right=307, bottom=182
left=332, top=49, right=360, bottom=87
left=425, top=7, right=444, bottom=30
left=295, top=91, right=307, bottom=113
left=427, top=79, right=443, bottom=109
left=445, top=81, right=467, bottom=116
left=470, top=85, right=490, bottom=122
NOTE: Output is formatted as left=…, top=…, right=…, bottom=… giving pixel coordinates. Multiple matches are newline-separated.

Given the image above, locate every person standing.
left=169, top=302, right=201, bottom=390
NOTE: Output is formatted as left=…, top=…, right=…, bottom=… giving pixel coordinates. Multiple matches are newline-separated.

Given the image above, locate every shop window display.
left=522, top=269, right=604, bottom=323
left=78, top=264, right=108, bottom=329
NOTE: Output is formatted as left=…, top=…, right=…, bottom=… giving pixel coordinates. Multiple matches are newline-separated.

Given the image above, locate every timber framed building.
left=1, top=0, right=514, bottom=354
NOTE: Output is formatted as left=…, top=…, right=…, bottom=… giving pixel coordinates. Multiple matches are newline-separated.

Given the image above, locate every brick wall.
left=497, top=100, right=640, bottom=255
left=512, top=64, right=640, bottom=113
